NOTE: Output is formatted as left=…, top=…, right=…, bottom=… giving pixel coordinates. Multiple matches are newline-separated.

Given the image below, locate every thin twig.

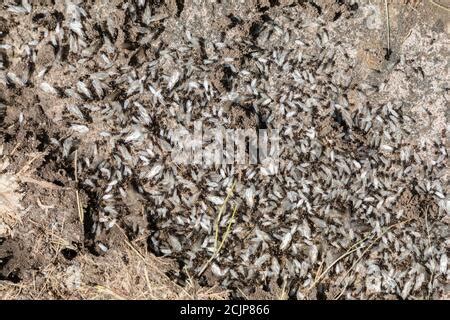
left=75, top=190, right=84, bottom=225
left=237, top=287, right=250, bottom=300
left=214, top=180, right=236, bottom=250
left=199, top=204, right=239, bottom=276
left=334, top=218, right=414, bottom=299
left=217, top=204, right=239, bottom=253
left=17, top=153, right=43, bottom=175
left=431, top=0, right=450, bottom=12
left=308, top=233, right=374, bottom=292
left=94, top=285, right=127, bottom=300
left=308, top=242, right=368, bottom=292
left=385, top=0, right=390, bottom=54
left=278, top=279, right=288, bottom=300
left=74, top=149, right=84, bottom=225
left=424, top=205, right=431, bottom=249
left=74, top=150, right=78, bottom=183
left=10, top=142, right=21, bottom=156
left=424, top=205, right=434, bottom=300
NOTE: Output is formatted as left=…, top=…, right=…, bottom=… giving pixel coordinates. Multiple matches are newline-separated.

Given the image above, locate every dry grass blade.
left=74, top=150, right=84, bottom=225
left=308, top=233, right=374, bottom=293
left=115, top=224, right=148, bottom=262
left=431, top=0, right=450, bottom=12
left=75, top=190, right=84, bottom=225
left=214, top=180, right=237, bottom=250
left=74, top=150, right=78, bottom=183
left=385, top=0, right=391, bottom=54
left=333, top=218, right=414, bottom=299
left=113, top=224, right=194, bottom=299
left=199, top=203, right=239, bottom=276
left=94, top=285, right=127, bottom=300
left=216, top=204, right=239, bottom=255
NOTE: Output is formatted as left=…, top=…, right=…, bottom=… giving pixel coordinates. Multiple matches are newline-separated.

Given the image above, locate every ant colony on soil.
left=0, top=0, right=448, bottom=300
